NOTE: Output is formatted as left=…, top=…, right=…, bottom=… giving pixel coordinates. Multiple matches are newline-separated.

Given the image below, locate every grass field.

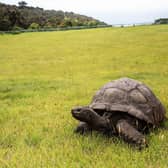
left=0, top=25, right=168, bottom=168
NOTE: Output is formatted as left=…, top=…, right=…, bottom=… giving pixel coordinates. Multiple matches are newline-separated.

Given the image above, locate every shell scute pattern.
left=129, top=90, right=147, bottom=104
left=90, top=77, right=166, bottom=125
left=103, top=88, right=126, bottom=104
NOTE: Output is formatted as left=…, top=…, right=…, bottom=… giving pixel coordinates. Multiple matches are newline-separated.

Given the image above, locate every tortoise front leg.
left=74, top=122, right=92, bottom=134
left=116, top=119, right=148, bottom=148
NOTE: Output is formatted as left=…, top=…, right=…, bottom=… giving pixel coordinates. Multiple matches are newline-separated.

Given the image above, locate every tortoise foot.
left=74, top=122, right=92, bottom=134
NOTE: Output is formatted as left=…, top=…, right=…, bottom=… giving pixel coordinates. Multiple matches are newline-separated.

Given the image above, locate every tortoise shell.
left=89, top=77, right=166, bottom=125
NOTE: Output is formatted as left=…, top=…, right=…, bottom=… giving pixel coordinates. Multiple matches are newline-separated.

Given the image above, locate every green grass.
left=0, top=25, right=168, bottom=168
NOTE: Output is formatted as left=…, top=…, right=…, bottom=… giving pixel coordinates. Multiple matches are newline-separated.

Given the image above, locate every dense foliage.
left=154, top=18, right=168, bottom=25
left=0, top=2, right=107, bottom=31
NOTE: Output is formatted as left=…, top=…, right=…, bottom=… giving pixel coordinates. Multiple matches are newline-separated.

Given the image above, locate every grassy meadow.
left=0, top=25, right=168, bottom=168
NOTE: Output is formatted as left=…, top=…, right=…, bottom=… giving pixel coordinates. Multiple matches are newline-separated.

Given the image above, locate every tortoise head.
left=71, top=106, right=95, bottom=123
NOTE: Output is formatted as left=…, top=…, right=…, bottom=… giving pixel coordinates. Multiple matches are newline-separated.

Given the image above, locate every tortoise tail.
left=116, top=119, right=148, bottom=148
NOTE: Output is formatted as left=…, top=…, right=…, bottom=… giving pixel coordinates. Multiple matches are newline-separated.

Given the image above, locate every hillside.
left=155, top=18, right=168, bottom=25
left=0, top=2, right=107, bottom=31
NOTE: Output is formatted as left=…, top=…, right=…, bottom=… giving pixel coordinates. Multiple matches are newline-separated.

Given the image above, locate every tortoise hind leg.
left=116, top=119, right=148, bottom=148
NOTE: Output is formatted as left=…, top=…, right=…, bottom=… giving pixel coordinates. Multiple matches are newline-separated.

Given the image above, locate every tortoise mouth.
left=71, top=106, right=86, bottom=120
left=71, top=110, right=87, bottom=122
left=71, top=110, right=81, bottom=118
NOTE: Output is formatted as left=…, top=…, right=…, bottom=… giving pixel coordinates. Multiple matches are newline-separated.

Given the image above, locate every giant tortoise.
left=71, top=77, right=166, bottom=147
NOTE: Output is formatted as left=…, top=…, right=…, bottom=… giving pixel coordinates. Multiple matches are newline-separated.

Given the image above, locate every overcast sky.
left=1, top=0, right=168, bottom=24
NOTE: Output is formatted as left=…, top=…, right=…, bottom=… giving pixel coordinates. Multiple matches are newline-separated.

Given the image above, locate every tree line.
left=0, top=1, right=107, bottom=31
left=154, top=18, right=168, bottom=25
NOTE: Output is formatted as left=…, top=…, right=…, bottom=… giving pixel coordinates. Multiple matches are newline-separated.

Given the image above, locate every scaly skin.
left=72, top=107, right=148, bottom=148
left=74, top=122, right=92, bottom=134
left=116, top=119, right=147, bottom=148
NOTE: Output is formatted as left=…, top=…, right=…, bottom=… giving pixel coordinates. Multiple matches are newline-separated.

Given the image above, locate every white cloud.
left=28, top=0, right=168, bottom=12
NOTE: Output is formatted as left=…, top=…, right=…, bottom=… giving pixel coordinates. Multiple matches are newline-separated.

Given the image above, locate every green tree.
left=71, top=19, right=83, bottom=26
left=87, top=20, right=98, bottom=26
left=29, top=22, right=40, bottom=29
left=0, top=2, right=106, bottom=31
left=0, top=19, right=11, bottom=30
left=12, top=25, right=22, bottom=30
left=18, top=1, right=27, bottom=8
left=8, top=8, right=20, bottom=27
left=61, top=17, right=72, bottom=27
